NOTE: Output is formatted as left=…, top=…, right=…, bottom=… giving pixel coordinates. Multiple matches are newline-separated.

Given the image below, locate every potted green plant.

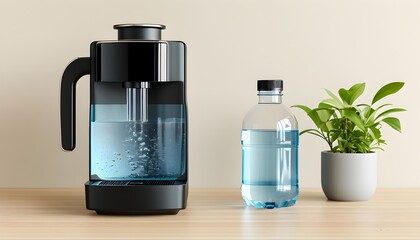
left=293, top=82, right=405, bottom=201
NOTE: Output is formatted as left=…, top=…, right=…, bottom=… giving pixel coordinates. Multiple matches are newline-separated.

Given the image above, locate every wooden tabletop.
left=0, top=188, right=419, bottom=239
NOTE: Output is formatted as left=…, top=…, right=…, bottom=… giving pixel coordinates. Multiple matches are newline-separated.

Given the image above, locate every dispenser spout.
left=126, top=82, right=150, bottom=122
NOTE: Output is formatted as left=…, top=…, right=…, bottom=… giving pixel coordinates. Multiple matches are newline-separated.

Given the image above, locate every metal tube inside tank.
left=126, top=88, right=135, bottom=121
left=126, top=82, right=150, bottom=122
left=139, top=84, right=148, bottom=122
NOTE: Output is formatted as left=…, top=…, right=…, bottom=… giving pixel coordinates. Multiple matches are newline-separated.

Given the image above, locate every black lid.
left=257, top=80, right=283, bottom=91
left=113, top=24, right=166, bottom=40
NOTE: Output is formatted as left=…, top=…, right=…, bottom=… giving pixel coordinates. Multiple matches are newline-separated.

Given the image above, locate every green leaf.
left=382, top=117, right=402, bottom=132
left=357, top=104, right=373, bottom=121
left=338, top=83, right=365, bottom=105
left=324, top=89, right=344, bottom=108
left=347, top=83, right=365, bottom=105
left=329, top=129, right=341, bottom=143
left=342, top=108, right=366, bottom=131
left=371, top=82, right=405, bottom=105
left=300, top=129, right=319, bottom=135
left=300, top=129, right=329, bottom=144
left=368, top=126, right=381, bottom=140
left=377, top=139, right=386, bottom=145
left=300, top=129, right=323, bottom=138
left=363, top=105, right=373, bottom=120
left=365, top=104, right=392, bottom=126
left=323, top=121, right=335, bottom=132
left=318, top=102, right=334, bottom=109
left=375, top=108, right=406, bottom=120
left=292, top=105, right=331, bottom=131
left=307, top=111, right=323, bottom=129
left=291, top=105, right=311, bottom=114
left=321, top=99, right=342, bottom=110
left=338, top=88, right=351, bottom=105
left=371, top=146, right=385, bottom=151
left=311, top=108, right=334, bottom=122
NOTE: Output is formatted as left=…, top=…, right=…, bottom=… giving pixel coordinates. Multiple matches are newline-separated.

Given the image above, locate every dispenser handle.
left=60, top=57, right=90, bottom=151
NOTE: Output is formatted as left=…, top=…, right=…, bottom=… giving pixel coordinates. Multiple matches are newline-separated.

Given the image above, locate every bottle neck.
left=258, top=90, right=283, bottom=104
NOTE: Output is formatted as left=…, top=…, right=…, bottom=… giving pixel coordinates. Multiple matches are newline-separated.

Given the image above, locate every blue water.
left=241, top=129, right=299, bottom=208
left=91, top=120, right=186, bottom=180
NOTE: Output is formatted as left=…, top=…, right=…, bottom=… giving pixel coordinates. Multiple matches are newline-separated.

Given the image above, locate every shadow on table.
left=300, top=191, right=328, bottom=202
left=23, top=190, right=185, bottom=217
left=15, top=189, right=96, bottom=216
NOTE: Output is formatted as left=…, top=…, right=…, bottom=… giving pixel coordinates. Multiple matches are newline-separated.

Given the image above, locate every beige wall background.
left=0, top=0, right=419, bottom=188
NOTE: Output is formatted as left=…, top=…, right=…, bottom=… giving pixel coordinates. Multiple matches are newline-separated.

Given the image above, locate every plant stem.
left=320, top=130, right=333, bottom=151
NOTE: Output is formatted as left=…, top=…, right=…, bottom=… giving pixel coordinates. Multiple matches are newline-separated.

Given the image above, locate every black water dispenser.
left=60, top=24, right=188, bottom=214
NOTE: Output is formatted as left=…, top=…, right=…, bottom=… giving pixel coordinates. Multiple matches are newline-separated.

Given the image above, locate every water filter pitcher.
left=60, top=24, right=188, bottom=214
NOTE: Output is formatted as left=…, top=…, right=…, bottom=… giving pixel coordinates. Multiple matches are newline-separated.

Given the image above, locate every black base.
left=85, top=181, right=188, bottom=215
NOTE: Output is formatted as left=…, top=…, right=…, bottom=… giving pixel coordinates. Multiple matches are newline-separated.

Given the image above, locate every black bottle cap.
left=257, top=80, right=283, bottom=91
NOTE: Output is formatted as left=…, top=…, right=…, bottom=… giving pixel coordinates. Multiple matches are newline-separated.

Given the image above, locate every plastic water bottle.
left=241, top=80, right=299, bottom=209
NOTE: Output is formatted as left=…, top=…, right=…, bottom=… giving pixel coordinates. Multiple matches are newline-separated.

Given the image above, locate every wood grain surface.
left=0, top=188, right=419, bottom=239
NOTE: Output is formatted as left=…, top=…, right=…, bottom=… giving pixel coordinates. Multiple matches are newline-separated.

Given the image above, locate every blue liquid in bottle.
left=241, top=129, right=299, bottom=208
left=241, top=80, right=299, bottom=209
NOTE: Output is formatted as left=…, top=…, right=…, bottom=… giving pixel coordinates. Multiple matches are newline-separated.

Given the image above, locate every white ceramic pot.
left=321, top=151, right=377, bottom=201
